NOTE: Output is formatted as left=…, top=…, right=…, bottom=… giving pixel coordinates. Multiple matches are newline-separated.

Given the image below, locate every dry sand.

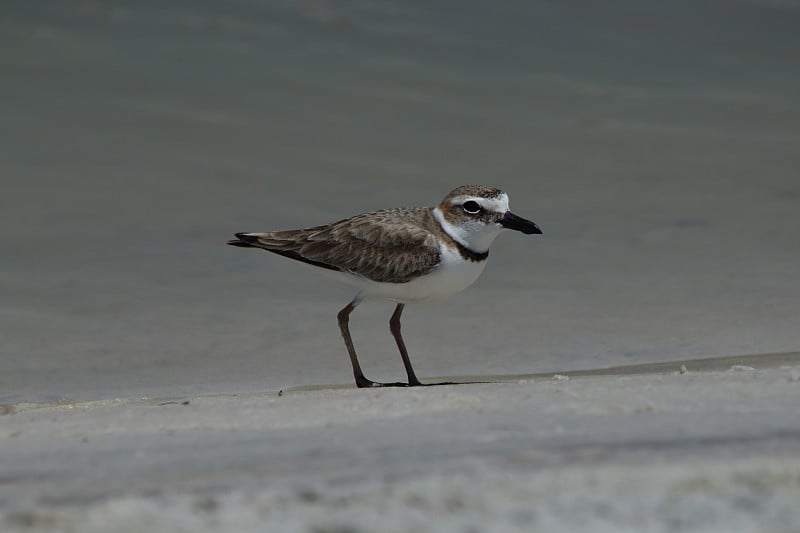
left=3, top=352, right=800, bottom=532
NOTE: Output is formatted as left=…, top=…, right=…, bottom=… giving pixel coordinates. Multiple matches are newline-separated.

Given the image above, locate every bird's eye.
left=462, top=201, right=481, bottom=214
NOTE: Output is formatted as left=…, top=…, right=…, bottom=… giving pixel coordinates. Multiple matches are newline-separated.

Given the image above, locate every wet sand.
left=3, top=0, right=800, bottom=404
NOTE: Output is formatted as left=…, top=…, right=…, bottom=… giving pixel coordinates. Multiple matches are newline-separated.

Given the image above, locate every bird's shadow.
left=279, top=379, right=494, bottom=394
left=346, top=379, right=496, bottom=390
left=390, top=380, right=492, bottom=387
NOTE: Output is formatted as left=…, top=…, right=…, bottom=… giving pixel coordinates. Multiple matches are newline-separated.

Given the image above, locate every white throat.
left=432, top=206, right=505, bottom=254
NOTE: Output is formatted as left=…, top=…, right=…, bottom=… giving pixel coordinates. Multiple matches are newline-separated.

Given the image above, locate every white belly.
left=319, top=243, right=488, bottom=303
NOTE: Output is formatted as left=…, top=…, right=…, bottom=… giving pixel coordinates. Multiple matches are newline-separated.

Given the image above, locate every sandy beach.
left=3, top=352, right=800, bottom=531
left=2, top=0, right=800, bottom=530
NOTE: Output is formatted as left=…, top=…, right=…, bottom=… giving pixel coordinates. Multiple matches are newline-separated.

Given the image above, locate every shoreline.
left=4, top=350, right=796, bottom=414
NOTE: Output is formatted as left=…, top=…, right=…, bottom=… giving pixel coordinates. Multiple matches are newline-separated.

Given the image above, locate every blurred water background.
left=2, top=0, right=799, bottom=402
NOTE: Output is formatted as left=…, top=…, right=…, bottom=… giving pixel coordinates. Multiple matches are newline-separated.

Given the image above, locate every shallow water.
left=2, top=0, right=799, bottom=402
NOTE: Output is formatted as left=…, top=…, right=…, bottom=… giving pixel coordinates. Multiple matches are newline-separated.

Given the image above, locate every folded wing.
left=228, top=208, right=441, bottom=283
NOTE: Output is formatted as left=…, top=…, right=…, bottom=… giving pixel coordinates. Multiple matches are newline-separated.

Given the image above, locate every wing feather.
left=237, top=208, right=441, bottom=283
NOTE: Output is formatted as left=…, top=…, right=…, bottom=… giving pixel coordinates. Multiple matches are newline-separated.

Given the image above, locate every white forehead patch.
left=450, top=193, right=509, bottom=213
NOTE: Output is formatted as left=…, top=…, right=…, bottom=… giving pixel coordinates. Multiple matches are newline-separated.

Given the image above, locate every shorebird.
left=228, top=185, right=542, bottom=388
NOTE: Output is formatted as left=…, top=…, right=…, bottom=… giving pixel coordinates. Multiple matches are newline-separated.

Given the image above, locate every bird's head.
left=433, top=185, right=541, bottom=253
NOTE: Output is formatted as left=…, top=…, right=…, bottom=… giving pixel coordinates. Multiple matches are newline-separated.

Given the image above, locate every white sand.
left=3, top=356, right=799, bottom=532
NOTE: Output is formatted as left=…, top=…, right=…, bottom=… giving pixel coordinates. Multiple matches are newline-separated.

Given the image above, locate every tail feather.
left=227, top=231, right=341, bottom=272
left=227, top=232, right=260, bottom=248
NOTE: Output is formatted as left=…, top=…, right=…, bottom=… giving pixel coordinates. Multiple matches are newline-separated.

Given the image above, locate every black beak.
left=500, top=211, right=542, bottom=235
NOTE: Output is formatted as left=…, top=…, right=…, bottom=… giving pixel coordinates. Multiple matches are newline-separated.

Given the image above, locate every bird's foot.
left=355, top=376, right=413, bottom=388
left=355, top=376, right=476, bottom=388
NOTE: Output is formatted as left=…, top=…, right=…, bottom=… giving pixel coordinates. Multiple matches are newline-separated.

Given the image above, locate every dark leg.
left=390, top=303, right=422, bottom=386
left=337, top=296, right=406, bottom=388
left=337, top=297, right=372, bottom=388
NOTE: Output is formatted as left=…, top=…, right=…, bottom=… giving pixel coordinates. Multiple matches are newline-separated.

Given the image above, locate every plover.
left=228, top=185, right=541, bottom=388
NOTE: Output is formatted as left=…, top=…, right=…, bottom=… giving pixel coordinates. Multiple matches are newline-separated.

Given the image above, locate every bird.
left=228, top=185, right=542, bottom=388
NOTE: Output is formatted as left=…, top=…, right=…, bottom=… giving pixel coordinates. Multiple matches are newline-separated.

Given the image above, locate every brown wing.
left=230, top=208, right=441, bottom=283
